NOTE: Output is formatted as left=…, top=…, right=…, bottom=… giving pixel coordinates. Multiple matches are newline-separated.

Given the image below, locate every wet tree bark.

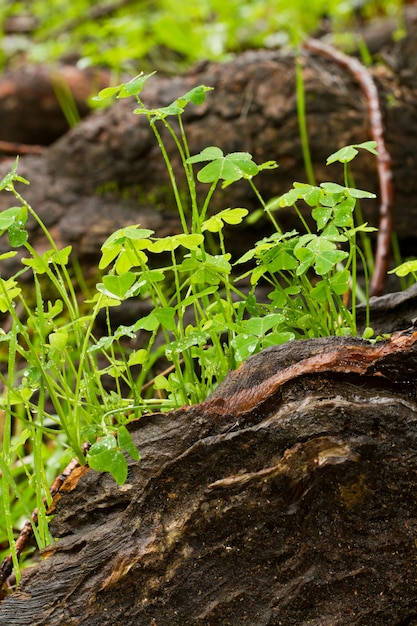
left=0, top=332, right=417, bottom=625
left=0, top=27, right=417, bottom=276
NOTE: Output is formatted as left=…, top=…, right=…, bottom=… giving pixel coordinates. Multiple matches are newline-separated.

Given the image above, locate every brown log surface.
left=0, top=332, right=417, bottom=624
left=0, top=29, right=417, bottom=276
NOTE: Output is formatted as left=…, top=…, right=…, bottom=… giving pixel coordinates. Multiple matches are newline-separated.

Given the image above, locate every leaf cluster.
left=0, top=73, right=393, bottom=580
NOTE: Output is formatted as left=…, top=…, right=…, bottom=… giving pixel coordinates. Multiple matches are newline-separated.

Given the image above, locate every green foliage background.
left=0, top=0, right=404, bottom=73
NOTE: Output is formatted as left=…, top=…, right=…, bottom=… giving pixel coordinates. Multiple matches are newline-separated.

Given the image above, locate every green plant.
left=0, top=161, right=140, bottom=578
left=91, top=75, right=378, bottom=386
left=389, top=258, right=417, bottom=286
left=0, top=74, right=378, bottom=581
left=1, top=0, right=405, bottom=74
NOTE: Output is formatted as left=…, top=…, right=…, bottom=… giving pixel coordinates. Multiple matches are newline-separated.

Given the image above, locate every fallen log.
left=1, top=331, right=417, bottom=624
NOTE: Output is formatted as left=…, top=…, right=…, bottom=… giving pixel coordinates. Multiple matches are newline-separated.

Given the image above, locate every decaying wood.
left=1, top=29, right=417, bottom=277
left=0, top=332, right=417, bottom=624
left=0, top=444, right=90, bottom=589
left=0, top=64, right=110, bottom=146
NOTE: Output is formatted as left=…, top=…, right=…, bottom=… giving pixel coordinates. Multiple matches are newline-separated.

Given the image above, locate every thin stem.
left=296, top=52, right=316, bottom=186
left=248, top=178, right=282, bottom=234
left=149, top=119, right=189, bottom=233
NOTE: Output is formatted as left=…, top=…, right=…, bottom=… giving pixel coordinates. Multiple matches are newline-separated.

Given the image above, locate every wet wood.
left=0, top=332, right=417, bottom=624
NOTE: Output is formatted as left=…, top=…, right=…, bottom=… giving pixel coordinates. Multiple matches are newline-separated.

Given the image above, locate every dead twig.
left=0, top=443, right=90, bottom=590
left=0, top=140, right=45, bottom=156
left=304, top=38, right=394, bottom=296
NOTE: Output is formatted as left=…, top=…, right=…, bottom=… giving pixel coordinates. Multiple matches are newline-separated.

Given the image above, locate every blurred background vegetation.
left=0, top=0, right=406, bottom=76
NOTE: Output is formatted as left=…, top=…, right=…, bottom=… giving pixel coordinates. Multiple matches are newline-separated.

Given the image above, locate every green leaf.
left=292, top=182, right=321, bottom=199
left=333, top=198, right=355, bottom=227
left=312, top=206, right=332, bottom=230
left=114, top=324, right=137, bottom=340
left=188, top=149, right=259, bottom=184
left=277, top=188, right=302, bottom=207
left=295, top=236, right=348, bottom=276
left=48, top=330, right=68, bottom=351
left=133, top=84, right=212, bottom=118
left=261, top=331, right=295, bottom=347
left=204, top=253, right=232, bottom=274
left=220, top=207, right=249, bottom=224
left=88, top=435, right=116, bottom=454
left=133, top=312, right=160, bottom=332
left=0, top=169, right=17, bottom=191
left=245, top=313, right=284, bottom=335
left=326, top=146, right=358, bottom=164
left=262, top=246, right=298, bottom=272
left=153, top=374, right=172, bottom=391
left=187, top=146, right=224, bottom=163
left=92, top=72, right=156, bottom=101
left=148, top=233, right=204, bottom=253
left=362, top=326, right=375, bottom=339
left=345, top=187, right=376, bottom=199
left=231, top=333, right=259, bottom=364
left=8, top=223, right=28, bottom=247
left=0, top=386, right=33, bottom=407
left=22, top=246, right=72, bottom=273
left=355, top=140, right=378, bottom=155
left=0, top=251, right=17, bottom=261
left=310, top=279, right=329, bottom=302
left=0, top=159, right=29, bottom=191
left=177, top=85, right=213, bottom=106
left=294, top=247, right=315, bottom=275
left=92, top=85, right=121, bottom=100
left=202, top=208, right=248, bottom=232
left=97, top=272, right=137, bottom=300
left=102, top=226, right=155, bottom=249
left=326, top=141, right=378, bottom=165
left=88, top=335, right=114, bottom=354
left=0, top=206, right=23, bottom=231
left=165, top=330, right=209, bottom=359
left=258, top=160, right=278, bottom=171
left=235, top=247, right=258, bottom=265
left=180, top=287, right=217, bottom=308
left=320, top=182, right=346, bottom=194
left=117, top=425, right=140, bottom=461
left=127, top=349, right=147, bottom=366
left=88, top=445, right=128, bottom=485
left=117, top=72, right=156, bottom=98
left=389, top=259, right=417, bottom=277
left=0, top=277, right=21, bottom=312
left=329, top=269, right=350, bottom=294
left=155, top=307, right=177, bottom=331
left=321, top=224, right=347, bottom=242
left=303, top=187, right=322, bottom=206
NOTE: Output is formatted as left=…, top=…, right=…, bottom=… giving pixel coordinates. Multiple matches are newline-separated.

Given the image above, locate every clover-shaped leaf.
left=326, top=141, right=378, bottom=165
left=93, top=72, right=156, bottom=102
left=187, top=148, right=259, bottom=183
left=202, top=208, right=248, bottom=232
left=295, top=236, right=348, bottom=276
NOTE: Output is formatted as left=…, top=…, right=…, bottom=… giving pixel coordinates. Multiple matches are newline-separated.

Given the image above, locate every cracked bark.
left=0, top=332, right=417, bottom=624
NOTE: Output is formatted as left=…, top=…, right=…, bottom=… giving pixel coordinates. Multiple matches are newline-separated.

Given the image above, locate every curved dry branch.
left=304, top=38, right=394, bottom=296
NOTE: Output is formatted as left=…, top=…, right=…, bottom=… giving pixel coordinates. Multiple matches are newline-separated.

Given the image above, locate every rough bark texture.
left=1, top=332, right=417, bottom=625
left=0, top=64, right=110, bottom=146
left=1, top=27, right=417, bottom=276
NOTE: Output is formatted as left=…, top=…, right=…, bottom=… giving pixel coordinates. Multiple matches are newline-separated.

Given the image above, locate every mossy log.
left=1, top=332, right=417, bottom=624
